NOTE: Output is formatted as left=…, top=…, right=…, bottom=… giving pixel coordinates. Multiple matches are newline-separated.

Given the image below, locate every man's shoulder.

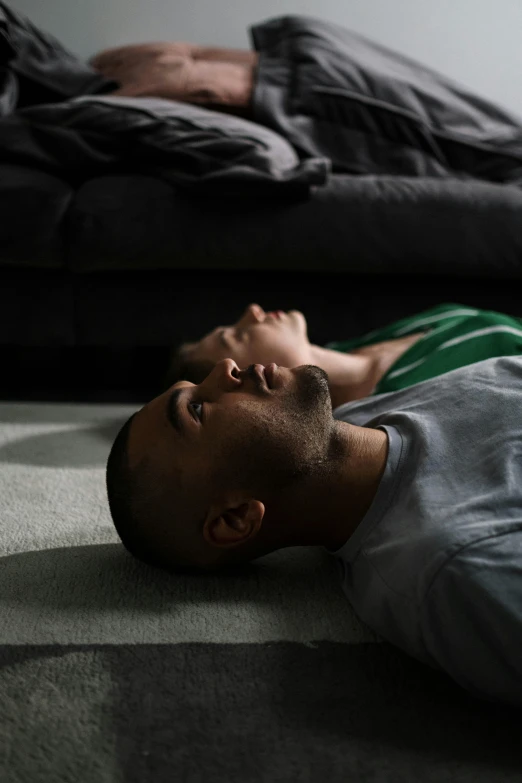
left=333, top=355, right=522, bottom=422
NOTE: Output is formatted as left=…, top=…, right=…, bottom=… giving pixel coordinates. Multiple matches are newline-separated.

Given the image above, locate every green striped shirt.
left=325, top=303, right=522, bottom=395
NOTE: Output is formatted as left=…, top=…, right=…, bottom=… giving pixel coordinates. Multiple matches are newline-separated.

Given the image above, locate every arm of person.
left=190, top=45, right=258, bottom=67
left=90, top=42, right=256, bottom=110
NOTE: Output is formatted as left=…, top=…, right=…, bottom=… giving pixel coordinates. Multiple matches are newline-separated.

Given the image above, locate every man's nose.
left=209, top=358, right=241, bottom=390
left=238, top=303, right=265, bottom=327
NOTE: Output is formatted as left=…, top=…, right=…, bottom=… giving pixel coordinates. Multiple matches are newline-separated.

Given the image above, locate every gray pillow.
left=19, top=94, right=330, bottom=198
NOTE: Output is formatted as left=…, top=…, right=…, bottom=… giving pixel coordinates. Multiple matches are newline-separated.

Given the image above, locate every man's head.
left=164, top=303, right=312, bottom=386
left=106, top=357, right=336, bottom=573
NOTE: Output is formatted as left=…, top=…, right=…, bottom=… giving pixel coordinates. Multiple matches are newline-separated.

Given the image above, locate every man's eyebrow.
left=166, top=387, right=186, bottom=436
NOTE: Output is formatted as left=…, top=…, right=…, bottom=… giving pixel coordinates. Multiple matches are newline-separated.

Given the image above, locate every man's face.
left=183, top=303, right=312, bottom=370
left=127, top=358, right=333, bottom=562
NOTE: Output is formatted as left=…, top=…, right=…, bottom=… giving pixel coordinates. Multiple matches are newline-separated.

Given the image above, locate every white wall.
left=10, top=0, right=522, bottom=117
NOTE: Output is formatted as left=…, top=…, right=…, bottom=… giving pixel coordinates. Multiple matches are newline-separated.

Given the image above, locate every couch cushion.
left=0, top=164, right=71, bottom=268
left=66, top=173, right=522, bottom=278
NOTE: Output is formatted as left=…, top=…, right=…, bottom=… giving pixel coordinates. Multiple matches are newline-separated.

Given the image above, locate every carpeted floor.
left=0, top=401, right=520, bottom=783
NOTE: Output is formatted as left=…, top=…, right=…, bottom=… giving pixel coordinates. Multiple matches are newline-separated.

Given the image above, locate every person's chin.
left=297, top=363, right=329, bottom=382
left=288, top=364, right=330, bottom=391
left=294, top=364, right=332, bottom=409
left=288, top=309, right=308, bottom=337
left=270, top=364, right=331, bottom=414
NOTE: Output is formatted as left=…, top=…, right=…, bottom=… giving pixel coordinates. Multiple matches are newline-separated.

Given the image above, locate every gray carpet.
left=0, top=402, right=520, bottom=783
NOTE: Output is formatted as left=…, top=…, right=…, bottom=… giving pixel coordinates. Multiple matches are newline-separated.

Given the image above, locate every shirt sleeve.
left=420, top=531, right=522, bottom=706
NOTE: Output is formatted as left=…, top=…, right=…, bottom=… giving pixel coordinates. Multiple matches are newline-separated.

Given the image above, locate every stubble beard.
left=217, top=365, right=335, bottom=493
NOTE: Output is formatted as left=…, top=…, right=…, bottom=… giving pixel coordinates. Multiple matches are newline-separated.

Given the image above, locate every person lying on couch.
left=90, top=41, right=258, bottom=117
left=163, top=302, right=522, bottom=407
left=105, top=345, right=522, bottom=706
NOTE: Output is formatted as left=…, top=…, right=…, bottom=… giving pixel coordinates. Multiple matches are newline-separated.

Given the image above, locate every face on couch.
left=183, top=303, right=312, bottom=369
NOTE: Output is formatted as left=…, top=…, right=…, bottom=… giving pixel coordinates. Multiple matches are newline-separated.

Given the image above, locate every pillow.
left=18, top=94, right=329, bottom=197
left=90, top=42, right=257, bottom=112
left=0, top=1, right=116, bottom=107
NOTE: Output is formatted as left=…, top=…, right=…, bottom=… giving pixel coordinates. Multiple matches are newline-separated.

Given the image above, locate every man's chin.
left=272, top=364, right=330, bottom=406
left=293, top=364, right=331, bottom=406
left=294, top=363, right=329, bottom=382
left=288, top=309, right=308, bottom=338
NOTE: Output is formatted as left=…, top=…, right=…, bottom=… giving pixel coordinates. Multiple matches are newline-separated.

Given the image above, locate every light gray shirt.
left=329, top=356, right=522, bottom=706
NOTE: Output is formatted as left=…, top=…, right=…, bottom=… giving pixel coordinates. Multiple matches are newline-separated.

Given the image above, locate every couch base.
left=2, top=268, right=521, bottom=347
left=0, top=345, right=168, bottom=404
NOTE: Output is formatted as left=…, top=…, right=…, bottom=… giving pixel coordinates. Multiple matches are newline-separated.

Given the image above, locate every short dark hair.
left=106, top=413, right=162, bottom=566
left=160, top=345, right=216, bottom=392
left=105, top=412, right=206, bottom=574
left=106, top=409, right=270, bottom=575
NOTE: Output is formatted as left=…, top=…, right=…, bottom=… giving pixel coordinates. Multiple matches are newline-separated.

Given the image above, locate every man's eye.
left=190, top=402, right=203, bottom=422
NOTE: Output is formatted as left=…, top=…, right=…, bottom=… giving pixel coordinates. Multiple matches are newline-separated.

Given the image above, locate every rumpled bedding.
left=250, top=15, right=522, bottom=185
left=0, top=3, right=327, bottom=199
left=1, top=4, right=522, bottom=200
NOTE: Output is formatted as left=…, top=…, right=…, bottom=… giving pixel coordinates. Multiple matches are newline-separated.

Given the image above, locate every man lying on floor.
left=105, top=355, right=522, bottom=707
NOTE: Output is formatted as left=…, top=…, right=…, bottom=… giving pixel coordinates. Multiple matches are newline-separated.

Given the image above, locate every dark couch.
left=2, top=9, right=522, bottom=402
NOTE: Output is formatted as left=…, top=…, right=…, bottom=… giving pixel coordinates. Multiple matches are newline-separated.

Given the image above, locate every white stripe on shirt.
left=386, top=356, right=429, bottom=379
left=386, top=324, right=522, bottom=380
left=436, top=325, right=522, bottom=351
left=392, top=309, right=480, bottom=336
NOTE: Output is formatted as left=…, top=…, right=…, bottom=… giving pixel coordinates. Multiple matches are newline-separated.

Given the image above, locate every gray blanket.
left=251, top=15, right=522, bottom=184
left=2, top=6, right=522, bottom=199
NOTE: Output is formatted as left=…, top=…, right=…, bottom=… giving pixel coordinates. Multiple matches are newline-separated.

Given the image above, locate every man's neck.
left=271, top=421, right=389, bottom=552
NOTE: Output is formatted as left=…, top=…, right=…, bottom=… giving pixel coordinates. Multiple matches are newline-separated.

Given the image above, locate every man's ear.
left=202, top=499, right=265, bottom=549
